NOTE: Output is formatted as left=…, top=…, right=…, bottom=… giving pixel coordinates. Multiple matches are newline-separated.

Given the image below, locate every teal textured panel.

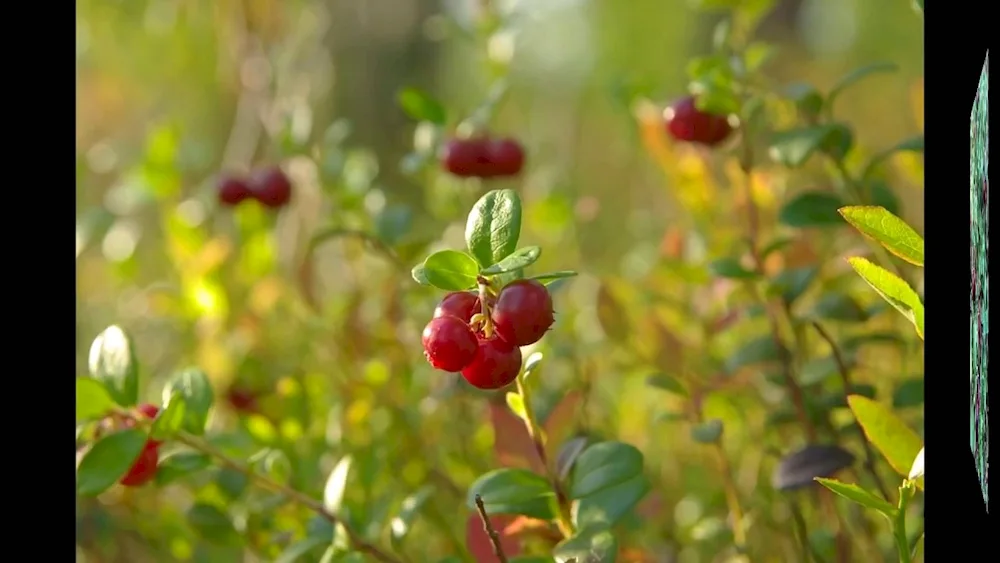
left=970, top=51, right=989, bottom=512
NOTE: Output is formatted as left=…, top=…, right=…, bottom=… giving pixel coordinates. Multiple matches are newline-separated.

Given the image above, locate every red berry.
left=492, top=280, right=554, bottom=347
left=227, top=388, right=259, bottom=413
left=217, top=175, right=252, bottom=206
left=664, top=96, right=734, bottom=147
left=249, top=166, right=292, bottom=208
left=126, top=403, right=163, bottom=447
left=120, top=441, right=160, bottom=487
left=434, top=292, right=483, bottom=323
left=422, top=316, right=479, bottom=372
left=442, top=138, right=488, bottom=178
left=461, top=336, right=522, bottom=390
left=485, top=138, right=525, bottom=177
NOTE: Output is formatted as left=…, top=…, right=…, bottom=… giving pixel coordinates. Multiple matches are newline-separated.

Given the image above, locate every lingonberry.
left=120, top=441, right=160, bottom=487
left=484, top=138, right=525, bottom=177
left=124, top=403, right=164, bottom=447
left=422, top=316, right=479, bottom=372
left=433, top=292, right=483, bottom=323
left=226, top=387, right=259, bottom=413
left=249, top=166, right=293, bottom=208
left=663, top=96, right=734, bottom=147
left=492, top=279, right=554, bottom=347
left=217, top=175, right=252, bottom=206
left=461, top=336, right=523, bottom=390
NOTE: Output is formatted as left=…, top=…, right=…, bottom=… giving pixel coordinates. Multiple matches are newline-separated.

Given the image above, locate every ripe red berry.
left=434, top=292, right=483, bottom=323
left=664, top=96, right=734, bottom=147
left=461, top=336, right=523, bottom=390
left=249, top=166, right=293, bottom=208
left=226, top=387, right=259, bottom=413
left=120, top=441, right=160, bottom=487
left=422, top=316, right=479, bottom=372
left=126, top=403, right=164, bottom=447
left=485, top=138, right=525, bottom=177
left=217, top=175, right=252, bottom=206
left=492, top=280, right=554, bottom=347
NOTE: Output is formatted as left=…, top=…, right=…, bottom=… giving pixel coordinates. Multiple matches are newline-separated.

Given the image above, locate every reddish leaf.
left=489, top=403, right=544, bottom=473
left=635, top=491, right=664, bottom=518
left=660, top=226, right=685, bottom=259
left=466, top=513, right=523, bottom=563
left=542, top=390, right=583, bottom=460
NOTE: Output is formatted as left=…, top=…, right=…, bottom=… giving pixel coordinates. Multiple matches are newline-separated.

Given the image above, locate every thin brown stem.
left=811, top=321, right=891, bottom=500
left=474, top=494, right=510, bottom=563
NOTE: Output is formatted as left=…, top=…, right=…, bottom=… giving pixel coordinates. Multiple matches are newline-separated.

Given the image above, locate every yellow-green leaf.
left=76, top=378, right=116, bottom=422
left=847, top=257, right=924, bottom=339
left=847, top=395, right=923, bottom=488
left=840, top=206, right=924, bottom=266
left=814, top=477, right=896, bottom=516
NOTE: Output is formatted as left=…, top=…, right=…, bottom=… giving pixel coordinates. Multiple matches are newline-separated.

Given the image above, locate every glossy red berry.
left=434, top=292, right=483, bottom=323
left=485, top=138, right=525, bottom=177
left=442, top=138, right=488, bottom=178
left=492, top=280, right=554, bottom=347
left=120, top=441, right=160, bottom=487
left=249, top=166, right=293, bottom=208
left=217, top=175, right=252, bottom=206
left=664, top=96, right=734, bottom=147
left=461, top=336, right=523, bottom=390
left=422, top=316, right=479, bottom=372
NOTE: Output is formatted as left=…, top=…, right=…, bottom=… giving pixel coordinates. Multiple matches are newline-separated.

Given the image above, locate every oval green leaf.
left=187, top=503, right=240, bottom=546
left=411, top=263, right=430, bottom=286
left=389, top=485, right=434, bottom=547
left=88, top=325, right=139, bottom=407
left=154, top=452, right=212, bottom=486
left=506, top=392, right=527, bottom=420
left=150, top=393, right=186, bottom=441
left=465, top=189, right=523, bottom=268
left=530, top=270, right=578, bottom=283
left=769, top=126, right=852, bottom=168
left=77, top=429, right=148, bottom=496
left=422, top=250, right=480, bottom=291
left=570, top=441, right=645, bottom=500
left=646, top=374, right=688, bottom=396
left=768, top=266, right=818, bottom=304
left=467, top=468, right=556, bottom=520
left=810, top=293, right=869, bottom=322
left=691, top=419, right=724, bottom=444
left=839, top=206, right=924, bottom=267
left=726, top=336, right=782, bottom=373
left=481, top=246, right=542, bottom=275
left=397, top=87, right=447, bottom=125
left=779, top=191, right=846, bottom=227
left=76, top=378, right=116, bottom=422
left=846, top=395, right=923, bottom=486
left=323, top=455, right=353, bottom=514
left=709, top=257, right=759, bottom=280
left=553, top=525, right=618, bottom=563
left=814, top=477, right=896, bottom=516
left=162, top=368, right=214, bottom=436
left=847, top=257, right=924, bottom=339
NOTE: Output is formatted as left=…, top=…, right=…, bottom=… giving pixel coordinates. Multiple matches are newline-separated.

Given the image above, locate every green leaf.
left=769, top=125, right=853, bottom=168
left=553, top=525, right=618, bottom=563
left=467, top=468, right=556, bottom=520
left=743, top=41, right=775, bottom=73
left=154, top=452, right=212, bottom=486
left=262, top=449, right=292, bottom=484
left=570, top=442, right=645, bottom=499
left=908, top=447, right=924, bottom=480
left=465, top=189, right=523, bottom=268
left=810, top=293, right=869, bottom=322
left=187, top=503, right=240, bottom=546
left=847, top=257, right=924, bottom=339
left=769, top=266, right=818, bottom=304
left=760, top=237, right=793, bottom=259
left=709, top=257, right=759, bottom=280
left=397, top=88, right=447, bottom=125
left=646, top=374, right=688, bottom=396
left=421, top=250, right=480, bottom=291
left=390, top=486, right=434, bottom=547
left=162, top=368, right=214, bottom=436
left=691, top=419, right=724, bottom=444
left=827, top=62, right=899, bottom=112
left=323, top=455, right=353, bottom=515
left=839, top=206, right=924, bottom=267
left=506, top=392, right=527, bottom=419
left=276, top=537, right=330, bottom=563
left=784, top=82, right=824, bottom=117
left=575, top=474, right=649, bottom=527
left=892, top=378, right=924, bottom=408
left=76, top=378, right=116, bottom=422
left=847, top=395, right=924, bottom=486
left=481, top=246, right=542, bottom=275
left=779, top=191, right=846, bottom=227
left=411, top=263, right=430, bottom=286
left=800, top=355, right=851, bottom=386
left=150, top=393, right=186, bottom=441
left=726, top=336, right=782, bottom=373
left=88, top=325, right=139, bottom=407
left=530, top=270, right=578, bottom=283
left=862, top=136, right=924, bottom=180
left=77, top=429, right=148, bottom=496
left=814, top=477, right=896, bottom=516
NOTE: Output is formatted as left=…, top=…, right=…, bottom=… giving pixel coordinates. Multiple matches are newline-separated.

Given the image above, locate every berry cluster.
left=441, top=137, right=525, bottom=178
left=97, top=403, right=163, bottom=487
left=217, top=166, right=293, bottom=209
left=663, top=96, right=735, bottom=147
left=422, top=279, right=554, bottom=390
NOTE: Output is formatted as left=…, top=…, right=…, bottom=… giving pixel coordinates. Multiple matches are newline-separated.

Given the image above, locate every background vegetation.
left=76, top=0, right=926, bottom=561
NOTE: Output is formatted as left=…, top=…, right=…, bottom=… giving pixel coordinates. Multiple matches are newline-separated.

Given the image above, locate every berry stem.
left=514, top=371, right=576, bottom=539
left=474, top=494, right=510, bottom=563
left=477, top=278, right=496, bottom=338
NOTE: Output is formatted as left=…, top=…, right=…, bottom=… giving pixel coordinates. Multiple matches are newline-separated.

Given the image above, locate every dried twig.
left=474, top=494, right=510, bottom=563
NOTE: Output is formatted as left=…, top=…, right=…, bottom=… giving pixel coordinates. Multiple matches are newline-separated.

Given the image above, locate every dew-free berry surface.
left=492, top=279, right=554, bottom=347
left=433, top=291, right=483, bottom=323
left=218, top=175, right=253, bottom=206
left=422, top=315, right=479, bottom=372
left=664, top=96, right=734, bottom=147
left=461, top=336, right=522, bottom=390
left=249, top=166, right=293, bottom=208
left=441, top=137, right=525, bottom=178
